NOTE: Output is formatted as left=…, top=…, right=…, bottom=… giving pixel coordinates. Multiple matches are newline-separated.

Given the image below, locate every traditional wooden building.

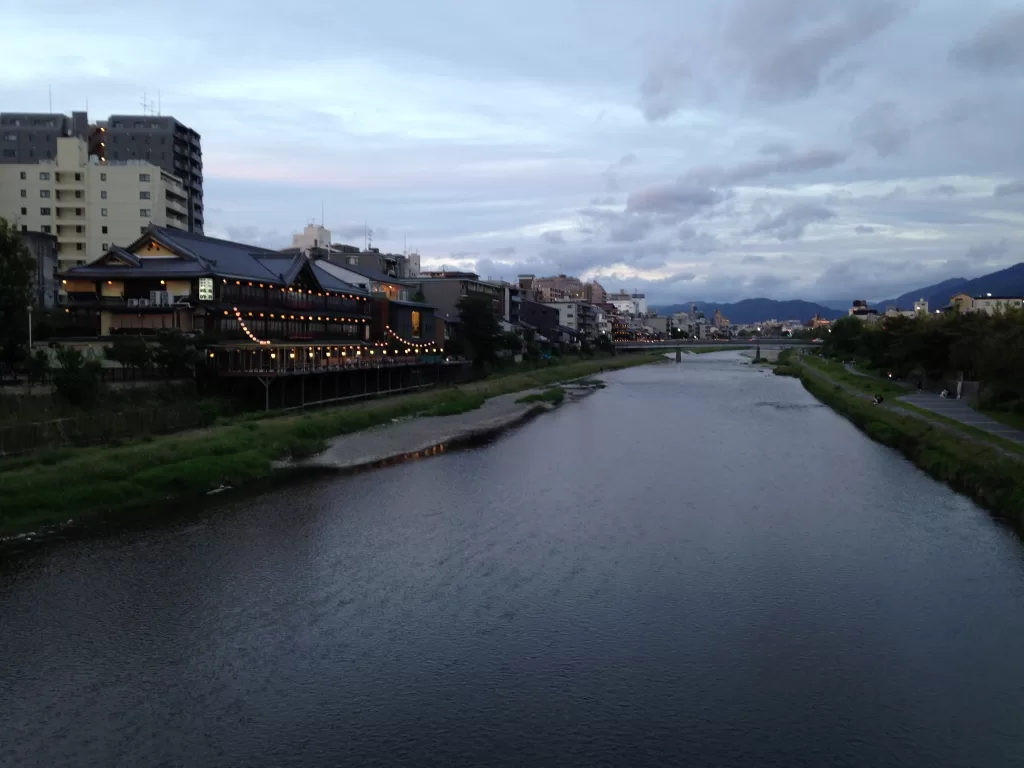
left=59, top=226, right=458, bottom=408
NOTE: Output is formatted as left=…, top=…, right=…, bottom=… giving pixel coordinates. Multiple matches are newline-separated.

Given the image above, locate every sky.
left=4, top=0, right=1024, bottom=304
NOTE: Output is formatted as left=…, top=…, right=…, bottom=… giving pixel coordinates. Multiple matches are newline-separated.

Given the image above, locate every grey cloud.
left=678, top=226, right=720, bottom=254
left=854, top=225, right=876, bottom=234
left=638, top=59, right=691, bottom=122
left=223, top=226, right=290, bottom=249
left=330, top=223, right=390, bottom=243
left=728, top=0, right=911, bottom=102
left=929, top=185, right=959, bottom=198
left=965, top=238, right=1010, bottom=261
left=740, top=255, right=768, bottom=264
left=541, top=231, right=566, bottom=245
left=488, top=246, right=517, bottom=257
left=749, top=203, right=837, bottom=240
left=882, top=186, right=907, bottom=201
left=852, top=101, right=910, bottom=157
left=608, top=215, right=656, bottom=243
left=686, top=147, right=849, bottom=186
left=759, top=142, right=793, bottom=156
left=994, top=180, right=1024, bottom=197
left=950, top=7, right=1024, bottom=73
left=626, top=183, right=726, bottom=218
left=450, top=251, right=479, bottom=259
left=588, top=196, right=617, bottom=206
left=617, top=153, right=639, bottom=166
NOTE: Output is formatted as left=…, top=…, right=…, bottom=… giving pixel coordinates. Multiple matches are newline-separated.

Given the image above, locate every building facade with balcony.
left=415, top=274, right=502, bottom=318
left=0, top=137, right=187, bottom=269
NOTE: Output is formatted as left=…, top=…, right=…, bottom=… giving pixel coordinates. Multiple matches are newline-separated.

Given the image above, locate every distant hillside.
left=653, top=299, right=844, bottom=325
left=874, top=263, right=1024, bottom=311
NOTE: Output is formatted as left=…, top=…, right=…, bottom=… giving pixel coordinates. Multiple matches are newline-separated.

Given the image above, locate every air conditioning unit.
left=139, top=298, right=150, bottom=308
left=127, top=298, right=139, bottom=308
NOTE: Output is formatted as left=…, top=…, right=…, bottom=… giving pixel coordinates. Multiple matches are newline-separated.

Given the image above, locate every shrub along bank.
left=0, top=354, right=661, bottom=536
left=792, top=361, right=1024, bottom=528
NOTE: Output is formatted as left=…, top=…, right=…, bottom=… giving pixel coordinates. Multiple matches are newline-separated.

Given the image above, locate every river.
left=3, top=352, right=1024, bottom=768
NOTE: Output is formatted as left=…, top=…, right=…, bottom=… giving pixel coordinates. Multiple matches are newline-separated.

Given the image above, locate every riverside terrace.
left=59, top=226, right=464, bottom=409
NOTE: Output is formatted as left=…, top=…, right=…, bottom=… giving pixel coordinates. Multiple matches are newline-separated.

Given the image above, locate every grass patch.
left=0, top=354, right=662, bottom=536
left=516, top=387, right=566, bottom=405
left=893, top=401, right=1024, bottom=458
left=802, top=355, right=908, bottom=397
left=795, top=367, right=1024, bottom=529
left=982, top=409, right=1024, bottom=433
left=422, top=390, right=487, bottom=417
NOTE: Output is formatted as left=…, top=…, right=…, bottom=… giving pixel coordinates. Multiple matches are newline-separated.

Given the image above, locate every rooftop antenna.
left=363, top=221, right=367, bottom=251
left=404, top=232, right=407, bottom=257
left=320, top=200, right=324, bottom=228
left=367, top=227, right=374, bottom=251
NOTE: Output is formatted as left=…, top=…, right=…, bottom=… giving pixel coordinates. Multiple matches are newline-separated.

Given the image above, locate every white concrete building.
left=547, top=300, right=581, bottom=330
left=0, top=137, right=186, bottom=268
left=291, top=223, right=333, bottom=250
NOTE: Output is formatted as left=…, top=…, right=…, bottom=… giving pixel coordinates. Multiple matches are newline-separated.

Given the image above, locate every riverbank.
left=0, top=355, right=662, bottom=538
left=783, top=353, right=1024, bottom=528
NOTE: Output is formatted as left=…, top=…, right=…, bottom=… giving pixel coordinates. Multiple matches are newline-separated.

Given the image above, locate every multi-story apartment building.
left=0, top=112, right=89, bottom=163
left=1, top=110, right=204, bottom=233
left=415, top=272, right=502, bottom=318
left=0, top=137, right=188, bottom=268
left=93, top=115, right=203, bottom=233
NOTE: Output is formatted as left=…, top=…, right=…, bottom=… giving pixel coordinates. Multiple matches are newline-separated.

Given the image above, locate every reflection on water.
left=3, top=354, right=1024, bottom=768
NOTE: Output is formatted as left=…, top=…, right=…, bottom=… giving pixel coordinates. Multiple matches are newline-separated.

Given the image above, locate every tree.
left=412, top=287, right=427, bottom=303
left=0, top=217, right=36, bottom=368
left=26, top=348, right=50, bottom=389
left=105, top=335, right=152, bottom=374
left=52, top=345, right=103, bottom=406
left=153, top=329, right=199, bottom=377
left=457, top=296, right=500, bottom=369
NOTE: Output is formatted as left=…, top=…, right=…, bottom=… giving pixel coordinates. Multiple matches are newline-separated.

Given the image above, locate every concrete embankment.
left=295, top=386, right=595, bottom=472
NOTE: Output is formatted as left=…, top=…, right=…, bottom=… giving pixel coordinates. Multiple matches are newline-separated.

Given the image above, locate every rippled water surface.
left=3, top=354, right=1024, bottom=767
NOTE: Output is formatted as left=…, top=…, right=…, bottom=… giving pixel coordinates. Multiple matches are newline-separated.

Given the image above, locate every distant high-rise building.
left=2, top=110, right=204, bottom=233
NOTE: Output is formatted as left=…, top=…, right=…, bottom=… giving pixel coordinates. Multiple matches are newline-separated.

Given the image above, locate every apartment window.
left=140, top=191, right=150, bottom=200
left=19, top=171, right=26, bottom=179
left=20, top=207, right=26, bottom=215
left=100, top=190, right=107, bottom=199
left=140, top=226, right=147, bottom=234
left=140, top=208, right=151, bottom=217
left=74, top=190, right=82, bottom=199
left=139, top=173, right=150, bottom=182
left=21, top=225, right=27, bottom=233
left=75, top=226, right=83, bottom=234
left=40, top=190, right=50, bottom=198
left=75, top=208, right=83, bottom=216
left=102, top=243, right=108, bottom=250
left=411, top=311, right=422, bottom=338
left=40, top=207, right=51, bottom=216
left=1, top=149, right=14, bottom=158
left=100, top=172, right=106, bottom=181
left=134, top=121, right=144, bottom=128
left=20, top=189, right=26, bottom=198
left=39, top=171, right=50, bottom=180
left=76, top=260, right=86, bottom=266
left=41, top=225, right=51, bottom=234
left=101, top=208, right=108, bottom=217
left=3, top=133, right=15, bottom=141
left=76, top=243, right=83, bottom=251
left=101, top=225, right=108, bottom=234
left=74, top=173, right=81, bottom=181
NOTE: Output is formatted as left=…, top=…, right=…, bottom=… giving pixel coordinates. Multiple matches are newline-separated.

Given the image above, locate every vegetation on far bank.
left=0, top=354, right=661, bottom=536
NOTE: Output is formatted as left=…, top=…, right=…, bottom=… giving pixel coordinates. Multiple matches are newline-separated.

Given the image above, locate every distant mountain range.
left=653, top=262, right=1024, bottom=325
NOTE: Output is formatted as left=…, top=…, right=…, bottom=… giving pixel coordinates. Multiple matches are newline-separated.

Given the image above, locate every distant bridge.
left=614, top=339, right=816, bottom=353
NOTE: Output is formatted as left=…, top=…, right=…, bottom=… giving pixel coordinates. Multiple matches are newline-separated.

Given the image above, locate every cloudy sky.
left=5, top=0, right=1024, bottom=303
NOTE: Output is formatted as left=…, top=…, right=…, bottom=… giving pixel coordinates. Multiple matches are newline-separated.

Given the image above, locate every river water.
left=3, top=353, right=1024, bottom=768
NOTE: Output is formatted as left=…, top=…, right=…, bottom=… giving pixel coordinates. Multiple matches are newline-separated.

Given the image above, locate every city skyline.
left=4, top=0, right=1023, bottom=303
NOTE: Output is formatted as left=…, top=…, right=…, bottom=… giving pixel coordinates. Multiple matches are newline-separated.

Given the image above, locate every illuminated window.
left=411, top=311, right=421, bottom=338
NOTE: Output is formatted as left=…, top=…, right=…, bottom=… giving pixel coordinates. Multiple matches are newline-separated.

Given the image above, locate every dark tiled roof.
left=388, top=299, right=436, bottom=310
left=310, top=262, right=366, bottom=294
left=323, top=260, right=412, bottom=285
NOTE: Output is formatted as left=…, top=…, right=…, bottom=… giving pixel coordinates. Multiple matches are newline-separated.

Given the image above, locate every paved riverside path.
left=899, top=393, right=1024, bottom=444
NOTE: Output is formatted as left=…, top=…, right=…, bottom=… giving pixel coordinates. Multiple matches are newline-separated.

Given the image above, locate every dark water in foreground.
left=3, top=354, right=1024, bottom=768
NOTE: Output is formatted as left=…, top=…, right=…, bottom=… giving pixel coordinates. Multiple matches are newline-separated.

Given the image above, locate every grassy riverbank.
left=0, top=354, right=661, bottom=536
left=785, top=355, right=1024, bottom=527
